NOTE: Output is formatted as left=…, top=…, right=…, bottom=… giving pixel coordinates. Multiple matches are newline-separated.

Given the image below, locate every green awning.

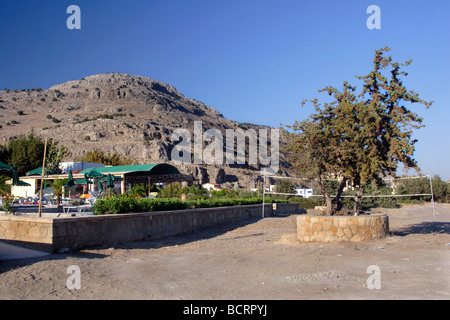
left=26, top=167, right=58, bottom=176
left=79, top=163, right=180, bottom=175
left=76, top=178, right=93, bottom=185
left=0, top=161, right=12, bottom=171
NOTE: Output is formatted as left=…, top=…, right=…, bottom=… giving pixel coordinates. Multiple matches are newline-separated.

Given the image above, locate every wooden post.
left=38, top=138, right=48, bottom=218
left=148, top=176, right=151, bottom=196
left=429, top=173, right=436, bottom=222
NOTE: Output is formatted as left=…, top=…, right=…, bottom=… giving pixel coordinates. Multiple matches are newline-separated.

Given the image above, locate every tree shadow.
left=0, top=215, right=278, bottom=273
left=0, top=245, right=108, bottom=274
left=102, top=217, right=264, bottom=251
left=392, top=221, right=450, bottom=236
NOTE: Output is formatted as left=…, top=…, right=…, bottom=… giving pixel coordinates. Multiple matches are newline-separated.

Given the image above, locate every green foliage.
left=283, top=47, right=433, bottom=215
left=209, top=188, right=258, bottom=199
left=396, top=175, right=449, bottom=203
left=2, top=132, right=70, bottom=176
left=128, top=184, right=147, bottom=198
left=7, top=132, right=45, bottom=175
left=1, top=194, right=14, bottom=214
left=75, top=150, right=134, bottom=166
left=93, top=197, right=286, bottom=215
left=0, top=175, right=11, bottom=196
left=273, top=179, right=295, bottom=200
left=289, top=196, right=323, bottom=209
left=48, top=178, right=68, bottom=206
left=341, top=185, right=397, bottom=209
left=46, top=140, right=70, bottom=173
left=157, top=182, right=182, bottom=198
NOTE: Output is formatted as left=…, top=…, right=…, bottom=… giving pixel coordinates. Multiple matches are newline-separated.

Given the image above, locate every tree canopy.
left=75, top=150, right=134, bottom=166
left=0, top=132, right=70, bottom=176
left=283, top=47, right=433, bottom=215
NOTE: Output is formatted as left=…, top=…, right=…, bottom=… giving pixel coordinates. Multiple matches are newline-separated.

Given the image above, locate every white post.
left=262, top=168, right=266, bottom=218
left=428, top=173, right=436, bottom=222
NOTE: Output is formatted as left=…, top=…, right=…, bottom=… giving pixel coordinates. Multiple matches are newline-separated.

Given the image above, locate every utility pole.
left=38, top=138, right=48, bottom=218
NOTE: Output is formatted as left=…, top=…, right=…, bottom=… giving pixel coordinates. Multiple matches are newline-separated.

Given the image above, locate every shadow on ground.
left=109, top=217, right=264, bottom=251
left=392, top=221, right=450, bottom=236
left=0, top=247, right=108, bottom=274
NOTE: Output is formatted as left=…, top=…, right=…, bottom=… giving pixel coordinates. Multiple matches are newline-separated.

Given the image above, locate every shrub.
left=92, top=197, right=285, bottom=215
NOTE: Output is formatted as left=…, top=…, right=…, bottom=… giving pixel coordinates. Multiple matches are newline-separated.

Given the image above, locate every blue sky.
left=1, top=0, right=449, bottom=180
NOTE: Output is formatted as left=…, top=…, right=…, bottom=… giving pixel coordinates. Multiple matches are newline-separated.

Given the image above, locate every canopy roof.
left=26, top=167, right=58, bottom=176
left=79, top=164, right=180, bottom=176
left=0, top=161, right=12, bottom=171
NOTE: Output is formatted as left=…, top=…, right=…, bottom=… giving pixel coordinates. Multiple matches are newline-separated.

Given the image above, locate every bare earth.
left=0, top=203, right=449, bottom=300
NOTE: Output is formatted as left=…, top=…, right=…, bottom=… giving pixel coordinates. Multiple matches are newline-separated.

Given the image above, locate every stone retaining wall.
left=272, top=203, right=300, bottom=214
left=0, top=204, right=272, bottom=252
left=297, top=214, right=389, bottom=242
left=0, top=216, right=53, bottom=251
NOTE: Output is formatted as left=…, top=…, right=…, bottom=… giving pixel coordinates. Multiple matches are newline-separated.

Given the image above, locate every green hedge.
left=93, top=197, right=285, bottom=215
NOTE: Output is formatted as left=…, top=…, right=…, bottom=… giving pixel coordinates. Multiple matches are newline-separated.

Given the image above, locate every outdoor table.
left=62, top=205, right=91, bottom=215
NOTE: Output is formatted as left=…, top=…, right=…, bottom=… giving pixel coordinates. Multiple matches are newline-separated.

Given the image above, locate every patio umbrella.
left=106, top=173, right=115, bottom=189
left=100, top=175, right=123, bottom=182
left=12, top=166, right=31, bottom=186
left=0, top=161, right=12, bottom=172
left=98, top=178, right=103, bottom=192
left=65, top=170, right=75, bottom=187
left=76, top=177, right=93, bottom=185
left=85, top=170, right=103, bottom=178
left=76, top=175, right=93, bottom=195
left=26, top=166, right=58, bottom=176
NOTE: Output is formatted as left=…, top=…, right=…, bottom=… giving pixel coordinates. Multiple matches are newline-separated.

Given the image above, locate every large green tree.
left=7, top=132, right=45, bottom=176
left=5, top=132, right=70, bottom=176
left=284, top=47, right=432, bottom=215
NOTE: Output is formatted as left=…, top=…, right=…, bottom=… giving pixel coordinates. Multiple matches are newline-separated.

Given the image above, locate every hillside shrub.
left=93, top=197, right=285, bottom=215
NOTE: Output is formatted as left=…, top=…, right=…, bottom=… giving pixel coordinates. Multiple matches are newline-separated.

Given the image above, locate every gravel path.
left=0, top=203, right=449, bottom=300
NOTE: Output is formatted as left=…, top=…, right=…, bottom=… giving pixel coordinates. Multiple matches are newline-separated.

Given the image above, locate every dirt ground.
left=0, top=203, right=449, bottom=300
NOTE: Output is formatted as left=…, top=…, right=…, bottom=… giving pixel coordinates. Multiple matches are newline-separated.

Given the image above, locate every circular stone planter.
left=297, top=214, right=389, bottom=242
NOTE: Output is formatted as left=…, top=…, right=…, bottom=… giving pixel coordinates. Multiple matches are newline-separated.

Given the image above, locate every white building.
left=202, top=183, right=223, bottom=191
left=295, top=188, right=313, bottom=198
left=59, top=162, right=105, bottom=174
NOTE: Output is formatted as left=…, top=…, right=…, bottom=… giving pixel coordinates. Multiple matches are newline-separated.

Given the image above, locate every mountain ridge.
left=0, top=73, right=285, bottom=188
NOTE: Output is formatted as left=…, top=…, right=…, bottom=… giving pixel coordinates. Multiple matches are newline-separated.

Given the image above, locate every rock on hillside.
left=0, top=73, right=288, bottom=188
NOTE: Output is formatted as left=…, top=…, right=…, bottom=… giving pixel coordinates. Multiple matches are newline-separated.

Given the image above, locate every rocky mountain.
left=0, top=73, right=287, bottom=188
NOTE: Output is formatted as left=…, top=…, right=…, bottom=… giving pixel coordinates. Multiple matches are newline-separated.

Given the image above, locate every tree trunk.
left=334, top=177, right=348, bottom=213
left=353, top=187, right=364, bottom=215
left=325, top=194, right=333, bottom=215
left=317, top=177, right=333, bottom=216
